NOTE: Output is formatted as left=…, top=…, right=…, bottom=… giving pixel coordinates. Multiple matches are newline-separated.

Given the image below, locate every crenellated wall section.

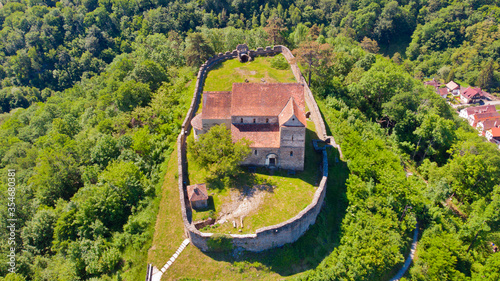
left=176, top=45, right=331, bottom=252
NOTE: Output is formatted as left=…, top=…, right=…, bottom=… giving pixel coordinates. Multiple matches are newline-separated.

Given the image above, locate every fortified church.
left=191, top=81, right=307, bottom=171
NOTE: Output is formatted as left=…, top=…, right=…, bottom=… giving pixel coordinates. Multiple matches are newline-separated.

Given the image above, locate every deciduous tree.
left=188, top=124, right=251, bottom=180
left=183, top=32, right=215, bottom=67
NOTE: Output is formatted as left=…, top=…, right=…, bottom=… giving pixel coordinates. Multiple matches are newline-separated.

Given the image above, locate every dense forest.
left=0, top=0, right=499, bottom=280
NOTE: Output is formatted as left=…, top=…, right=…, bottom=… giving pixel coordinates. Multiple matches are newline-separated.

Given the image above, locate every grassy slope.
left=203, top=54, right=296, bottom=91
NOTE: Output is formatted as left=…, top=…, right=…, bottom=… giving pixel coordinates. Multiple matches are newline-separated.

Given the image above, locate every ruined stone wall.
left=176, top=45, right=330, bottom=252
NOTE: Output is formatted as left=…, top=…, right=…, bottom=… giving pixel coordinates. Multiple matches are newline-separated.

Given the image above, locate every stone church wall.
left=176, top=45, right=331, bottom=252
left=280, top=126, right=306, bottom=147
left=240, top=148, right=280, bottom=166
left=279, top=147, right=305, bottom=171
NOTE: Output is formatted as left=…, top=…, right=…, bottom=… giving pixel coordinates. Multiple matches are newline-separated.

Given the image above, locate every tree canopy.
left=188, top=124, right=251, bottom=181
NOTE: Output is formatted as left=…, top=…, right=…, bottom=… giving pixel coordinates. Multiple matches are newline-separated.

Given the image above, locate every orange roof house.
left=477, top=118, right=500, bottom=135
left=486, top=127, right=500, bottom=145
left=192, top=83, right=306, bottom=171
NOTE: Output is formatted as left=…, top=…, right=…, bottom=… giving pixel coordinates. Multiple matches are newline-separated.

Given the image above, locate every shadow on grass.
left=208, top=61, right=224, bottom=71
left=198, top=146, right=350, bottom=277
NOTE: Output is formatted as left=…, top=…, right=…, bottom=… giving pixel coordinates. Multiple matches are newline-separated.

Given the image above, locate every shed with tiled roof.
left=187, top=183, right=209, bottom=209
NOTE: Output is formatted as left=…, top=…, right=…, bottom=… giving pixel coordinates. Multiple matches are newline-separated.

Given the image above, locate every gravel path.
left=390, top=222, right=419, bottom=281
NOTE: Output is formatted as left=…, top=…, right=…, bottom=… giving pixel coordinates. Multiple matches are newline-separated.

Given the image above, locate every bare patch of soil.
left=234, top=68, right=257, bottom=76
left=216, top=184, right=274, bottom=227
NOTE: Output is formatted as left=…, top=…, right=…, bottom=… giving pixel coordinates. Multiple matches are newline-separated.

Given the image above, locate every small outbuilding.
left=446, top=81, right=461, bottom=96
left=187, top=183, right=209, bottom=209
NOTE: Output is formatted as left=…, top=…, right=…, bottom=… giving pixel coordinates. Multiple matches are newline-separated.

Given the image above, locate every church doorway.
left=266, top=153, right=278, bottom=167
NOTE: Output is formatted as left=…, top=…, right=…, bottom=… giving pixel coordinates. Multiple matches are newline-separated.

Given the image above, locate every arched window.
left=240, top=118, right=243, bottom=123
left=254, top=150, right=257, bottom=155
left=290, top=151, right=293, bottom=156
left=292, top=135, right=294, bottom=141
left=266, top=118, right=269, bottom=123
left=253, top=118, right=256, bottom=123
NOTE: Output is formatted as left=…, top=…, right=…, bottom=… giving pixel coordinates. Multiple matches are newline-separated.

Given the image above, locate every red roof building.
left=187, top=183, right=209, bottom=209
left=459, top=105, right=497, bottom=119
left=460, top=87, right=485, bottom=103
left=439, top=88, right=448, bottom=98
left=468, top=111, right=500, bottom=127
left=424, top=78, right=441, bottom=90
left=191, top=83, right=306, bottom=171
left=477, top=118, right=500, bottom=135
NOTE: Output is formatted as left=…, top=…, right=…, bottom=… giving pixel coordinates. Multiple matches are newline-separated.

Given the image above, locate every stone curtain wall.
left=280, top=47, right=328, bottom=140
left=176, top=45, right=330, bottom=252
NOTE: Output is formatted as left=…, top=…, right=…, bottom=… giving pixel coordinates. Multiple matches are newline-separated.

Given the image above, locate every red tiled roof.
left=471, top=111, right=500, bottom=127
left=231, top=123, right=280, bottom=148
left=203, top=91, right=231, bottom=119
left=473, top=111, right=500, bottom=121
left=439, top=88, right=448, bottom=96
left=465, top=105, right=497, bottom=115
left=278, top=97, right=306, bottom=126
left=187, top=183, right=209, bottom=202
left=191, top=113, right=203, bottom=130
left=462, top=87, right=484, bottom=99
left=231, top=83, right=305, bottom=116
left=478, top=118, right=500, bottom=131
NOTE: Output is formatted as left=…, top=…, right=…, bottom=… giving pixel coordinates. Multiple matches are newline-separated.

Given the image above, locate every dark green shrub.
left=270, top=55, right=289, bottom=70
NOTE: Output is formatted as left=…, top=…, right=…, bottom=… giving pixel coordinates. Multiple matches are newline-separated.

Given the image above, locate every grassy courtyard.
left=203, top=54, right=297, bottom=91
left=187, top=120, right=321, bottom=234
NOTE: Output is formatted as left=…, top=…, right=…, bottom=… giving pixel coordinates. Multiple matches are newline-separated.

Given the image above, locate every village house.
left=446, top=81, right=461, bottom=96
left=438, top=88, right=448, bottom=99
left=477, top=118, right=500, bottom=135
left=485, top=127, right=500, bottom=146
left=459, top=105, right=497, bottom=119
left=191, top=83, right=306, bottom=171
left=187, top=183, right=209, bottom=209
left=424, top=78, right=441, bottom=91
left=424, top=79, right=448, bottom=99
left=460, top=87, right=486, bottom=104
left=468, top=111, right=500, bottom=127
